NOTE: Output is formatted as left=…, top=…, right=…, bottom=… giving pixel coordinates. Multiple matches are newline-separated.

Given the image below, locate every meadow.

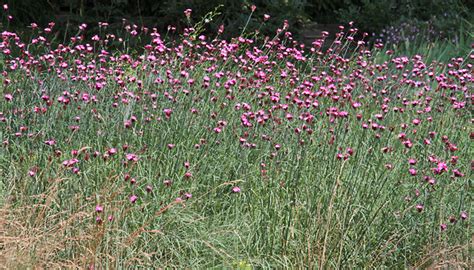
left=0, top=8, right=472, bottom=269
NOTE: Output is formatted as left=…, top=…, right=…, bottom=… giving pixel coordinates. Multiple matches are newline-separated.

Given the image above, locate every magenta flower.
left=62, top=158, right=79, bottom=167
left=129, top=195, right=138, bottom=204
left=28, top=170, right=36, bottom=177
left=4, top=93, right=12, bottom=101
left=452, top=169, right=464, bottom=177
left=402, top=140, right=413, bottom=149
left=416, top=204, right=424, bottom=212
left=44, top=139, right=56, bottom=146
left=163, top=108, right=173, bottom=119
left=440, top=223, right=447, bottom=231
left=433, top=162, right=448, bottom=175
left=125, top=153, right=138, bottom=162
left=95, top=205, right=103, bottom=213
left=146, top=185, right=153, bottom=193
left=346, top=148, right=354, bottom=156
left=184, top=8, right=192, bottom=18
left=232, top=186, right=241, bottom=193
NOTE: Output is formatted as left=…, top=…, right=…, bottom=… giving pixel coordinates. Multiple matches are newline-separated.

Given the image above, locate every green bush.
left=0, top=0, right=472, bottom=44
left=336, top=0, right=473, bottom=43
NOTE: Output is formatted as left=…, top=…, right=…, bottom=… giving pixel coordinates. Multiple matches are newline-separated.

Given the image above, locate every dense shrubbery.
left=1, top=0, right=472, bottom=46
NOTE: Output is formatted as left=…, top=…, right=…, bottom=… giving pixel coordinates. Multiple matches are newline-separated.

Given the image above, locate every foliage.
left=336, top=0, right=473, bottom=44
left=0, top=0, right=472, bottom=45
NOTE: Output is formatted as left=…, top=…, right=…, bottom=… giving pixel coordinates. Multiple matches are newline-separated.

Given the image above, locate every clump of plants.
left=0, top=4, right=472, bottom=269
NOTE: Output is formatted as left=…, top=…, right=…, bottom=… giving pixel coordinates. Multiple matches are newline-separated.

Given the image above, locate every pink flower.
left=95, top=205, right=103, bottom=213
left=460, top=211, right=468, bottom=220
left=163, top=109, right=173, bottom=119
left=440, top=223, right=447, bottom=231
left=263, top=14, right=270, bottom=21
left=184, top=9, right=192, bottom=18
left=402, top=140, right=413, bottom=149
left=416, top=204, right=424, bottom=212
left=433, top=162, right=448, bottom=175
left=346, top=148, right=354, bottom=156
left=125, top=153, right=138, bottom=162
left=79, top=23, right=87, bottom=31
left=129, top=195, right=138, bottom=203
left=146, top=185, right=153, bottom=193
left=62, top=158, right=79, bottom=167
left=232, top=186, right=241, bottom=193
left=4, top=93, right=12, bottom=101
left=452, top=169, right=464, bottom=177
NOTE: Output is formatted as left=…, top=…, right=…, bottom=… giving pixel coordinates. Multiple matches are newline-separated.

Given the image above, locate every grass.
left=0, top=14, right=472, bottom=269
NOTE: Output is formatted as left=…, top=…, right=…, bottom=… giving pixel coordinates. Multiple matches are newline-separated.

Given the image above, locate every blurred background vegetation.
left=1, top=0, right=473, bottom=46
